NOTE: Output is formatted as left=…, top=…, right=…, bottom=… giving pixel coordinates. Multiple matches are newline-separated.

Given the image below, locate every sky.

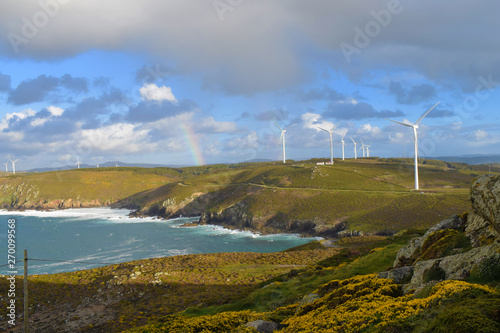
left=0, top=0, right=499, bottom=170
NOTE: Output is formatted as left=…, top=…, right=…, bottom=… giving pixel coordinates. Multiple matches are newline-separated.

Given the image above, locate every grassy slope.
left=0, top=159, right=487, bottom=234
left=0, top=249, right=340, bottom=332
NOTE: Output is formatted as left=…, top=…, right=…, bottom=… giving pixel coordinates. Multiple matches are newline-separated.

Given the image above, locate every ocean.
left=0, top=208, right=318, bottom=275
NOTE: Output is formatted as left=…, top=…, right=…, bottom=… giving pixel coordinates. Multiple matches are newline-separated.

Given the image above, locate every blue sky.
left=0, top=0, right=499, bottom=170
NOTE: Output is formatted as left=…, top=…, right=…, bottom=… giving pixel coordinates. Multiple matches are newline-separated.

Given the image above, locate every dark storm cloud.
left=0, top=72, right=10, bottom=91
left=0, top=1, right=499, bottom=95
left=389, top=81, right=437, bottom=105
left=8, top=74, right=89, bottom=105
left=324, top=101, right=404, bottom=120
left=126, top=99, right=197, bottom=123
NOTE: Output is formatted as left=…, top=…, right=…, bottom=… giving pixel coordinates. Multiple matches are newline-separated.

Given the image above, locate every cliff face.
left=379, top=174, right=500, bottom=291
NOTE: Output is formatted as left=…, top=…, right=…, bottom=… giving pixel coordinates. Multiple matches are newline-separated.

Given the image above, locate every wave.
left=0, top=207, right=201, bottom=224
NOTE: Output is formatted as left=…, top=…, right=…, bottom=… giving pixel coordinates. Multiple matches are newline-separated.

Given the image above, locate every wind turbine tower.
left=275, top=122, right=296, bottom=163
left=318, top=123, right=340, bottom=163
left=359, top=139, right=367, bottom=158
left=366, top=144, right=371, bottom=157
left=340, top=132, right=347, bottom=160
left=3, top=162, right=8, bottom=172
left=75, top=158, right=81, bottom=169
left=386, top=101, right=440, bottom=190
left=9, top=159, right=18, bottom=174
left=349, top=137, right=357, bottom=159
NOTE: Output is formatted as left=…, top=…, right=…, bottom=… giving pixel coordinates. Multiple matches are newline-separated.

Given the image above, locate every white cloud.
left=30, top=118, right=49, bottom=127
left=197, top=116, right=238, bottom=133
left=139, top=83, right=177, bottom=103
left=78, top=123, right=155, bottom=154
left=474, top=129, right=488, bottom=141
left=47, top=106, right=64, bottom=116
left=225, top=131, right=259, bottom=150
left=301, top=112, right=335, bottom=131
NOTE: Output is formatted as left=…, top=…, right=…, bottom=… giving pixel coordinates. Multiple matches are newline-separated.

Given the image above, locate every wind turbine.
left=115, top=161, right=118, bottom=167
left=3, top=161, right=8, bottom=172
left=75, top=157, right=81, bottom=169
left=366, top=144, right=371, bottom=157
left=275, top=122, right=296, bottom=163
left=340, top=132, right=347, bottom=160
left=349, top=137, right=357, bottom=159
left=9, top=159, right=18, bottom=174
left=96, top=162, right=101, bottom=168
left=318, top=122, right=340, bottom=163
left=359, top=138, right=367, bottom=158
left=386, top=101, right=440, bottom=190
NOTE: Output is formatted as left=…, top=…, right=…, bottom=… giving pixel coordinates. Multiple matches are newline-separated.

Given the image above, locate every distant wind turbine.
left=9, top=158, right=18, bottom=174
left=96, top=162, right=101, bottom=168
left=340, top=132, right=347, bottom=160
left=349, top=137, right=357, bottom=159
left=75, top=157, right=81, bottom=169
left=318, top=122, right=341, bottom=163
left=3, top=161, right=8, bottom=172
left=386, top=101, right=440, bottom=190
left=359, top=138, right=367, bottom=158
left=275, top=122, right=296, bottom=163
left=366, top=144, right=371, bottom=157
left=115, top=161, right=118, bottom=167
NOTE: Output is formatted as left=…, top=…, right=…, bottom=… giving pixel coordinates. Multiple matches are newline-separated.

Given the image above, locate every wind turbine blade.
left=274, top=122, right=283, bottom=131
left=285, top=123, right=297, bottom=130
left=349, top=136, right=355, bottom=144
left=280, top=132, right=283, bottom=142
left=317, top=127, right=330, bottom=133
left=360, top=138, right=364, bottom=146
left=415, top=101, right=440, bottom=125
left=332, top=121, right=342, bottom=130
left=386, top=118, right=413, bottom=127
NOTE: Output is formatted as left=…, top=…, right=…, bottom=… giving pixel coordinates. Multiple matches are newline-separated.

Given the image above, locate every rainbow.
left=180, top=123, right=205, bottom=166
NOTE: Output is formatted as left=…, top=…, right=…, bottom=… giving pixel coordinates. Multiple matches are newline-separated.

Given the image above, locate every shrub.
left=419, top=229, right=470, bottom=261
left=422, top=262, right=446, bottom=283
left=469, top=256, right=500, bottom=283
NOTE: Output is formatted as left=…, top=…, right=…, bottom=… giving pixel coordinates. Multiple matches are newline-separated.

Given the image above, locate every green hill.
left=0, top=158, right=492, bottom=235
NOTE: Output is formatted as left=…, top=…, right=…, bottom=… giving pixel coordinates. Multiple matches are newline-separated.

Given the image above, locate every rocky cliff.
left=379, top=174, right=500, bottom=291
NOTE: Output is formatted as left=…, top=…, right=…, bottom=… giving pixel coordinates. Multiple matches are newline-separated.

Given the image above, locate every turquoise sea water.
left=0, top=208, right=318, bottom=275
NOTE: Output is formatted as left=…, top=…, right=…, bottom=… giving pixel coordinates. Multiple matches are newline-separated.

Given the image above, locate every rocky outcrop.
left=470, top=174, right=500, bottom=233
left=380, top=175, right=500, bottom=291
left=0, top=198, right=112, bottom=211
left=393, top=214, right=467, bottom=268
left=245, top=320, right=279, bottom=333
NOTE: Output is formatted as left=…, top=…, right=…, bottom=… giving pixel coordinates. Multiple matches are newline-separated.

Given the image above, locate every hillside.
left=0, top=174, right=499, bottom=332
left=0, top=158, right=493, bottom=236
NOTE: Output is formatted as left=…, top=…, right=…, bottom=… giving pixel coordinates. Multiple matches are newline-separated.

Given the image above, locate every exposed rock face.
left=393, top=214, right=466, bottom=268
left=465, top=212, right=500, bottom=247
left=406, top=244, right=500, bottom=291
left=382, top=175, right=500, bottom=291
left=470, top=174, right=500, bottom=233
left=246, top=320, right=279, bottom=333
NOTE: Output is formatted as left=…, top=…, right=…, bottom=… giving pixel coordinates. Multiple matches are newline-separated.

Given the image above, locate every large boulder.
left=406, top=243, right=500, bottom=291
left=393, top=214, right=466, bottom=267
left=465, top=212, right=500, bottom=247
left=470, top=175, right=500, bottom=234
left=246, top=320, right=279, bottom=333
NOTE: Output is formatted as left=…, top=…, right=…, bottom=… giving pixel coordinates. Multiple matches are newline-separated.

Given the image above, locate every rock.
left=406, top=243, right=500, bottom=291
left=465, top=212, right=500, bottom=247
left=470, top=175, right=500, bottom=233
left=246, top=320, right=279, bottom=333
left=378, top=266, right=414, bottom=284
left=300, top=293, right=320, bottom=306
left=393, top=214, right=466, bottom=267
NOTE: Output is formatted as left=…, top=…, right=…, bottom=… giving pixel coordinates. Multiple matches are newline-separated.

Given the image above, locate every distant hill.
left=26, top=161, right=189, bottom=173
left=432, top=154, right=500, bottom=165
